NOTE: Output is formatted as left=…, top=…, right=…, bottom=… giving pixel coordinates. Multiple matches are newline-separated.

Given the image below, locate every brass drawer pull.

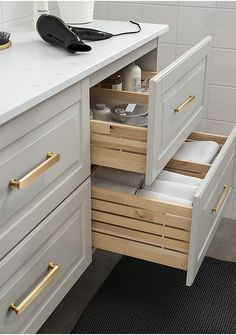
left=9, top=152, right=60, bottom=190
left=212, top=185, right=230, bottom=213
left=9, top=262, right=60, bottom=315
left=174, top=95, right=195, bottom=112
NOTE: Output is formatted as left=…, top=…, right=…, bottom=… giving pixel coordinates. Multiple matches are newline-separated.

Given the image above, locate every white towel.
left=158, top=170, right=202, bottom=186
left=144, top=179, right=198, bottom=201
left=137, top=189, right=192, bottom=207
left=173, top=141, right=220, bottom=164
left=92, top=177, right=137, bottom=195
left=94, top=167, right=144, bottom=188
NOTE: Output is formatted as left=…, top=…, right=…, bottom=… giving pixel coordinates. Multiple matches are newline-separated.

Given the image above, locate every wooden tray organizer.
left=91, top=131, right=228, bottom=270
left=90, top=71, right=156, bottom=173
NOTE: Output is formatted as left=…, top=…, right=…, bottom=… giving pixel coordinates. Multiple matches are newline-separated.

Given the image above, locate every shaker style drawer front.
left=0, top=179, right=91, bottom=334
left=90, top=38, right=211, bottom=185
left=91, top=127, right=236, bottom=286
left=187, top=127, right=236, bottom=286
left=146, top=36, right=211, bottom=184
left=0, top=101, right=89, bottom=260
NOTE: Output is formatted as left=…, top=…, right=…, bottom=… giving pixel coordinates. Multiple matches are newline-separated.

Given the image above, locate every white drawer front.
left=0, top=179, right=91, bottom=334
left=0, top=101, right=89, bottom=260
left=187, top=126, right=236, bottom=286
left=146, top=36, right=211, bottom=185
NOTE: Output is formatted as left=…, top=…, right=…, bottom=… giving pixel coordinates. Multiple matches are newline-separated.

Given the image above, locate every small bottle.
left=93, top=103, right=111, bottom=121
left=122, top=62, right=141, bottom=92
left=101, top=72, right=122, bottom=91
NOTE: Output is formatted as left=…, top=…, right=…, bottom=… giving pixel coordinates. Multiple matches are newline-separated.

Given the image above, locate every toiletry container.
left=102, top=72, right=122, bottom=91
left=122, top=62, right=141, bottom=91
left=93, top=104, right=111, bottom=121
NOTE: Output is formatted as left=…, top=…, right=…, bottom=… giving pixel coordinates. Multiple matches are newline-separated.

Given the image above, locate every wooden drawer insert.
left=90, top=71, right=154, bottom=173
left=90, top=37, right=211, bottom=185
left=91, top=128, right=236, bottom=285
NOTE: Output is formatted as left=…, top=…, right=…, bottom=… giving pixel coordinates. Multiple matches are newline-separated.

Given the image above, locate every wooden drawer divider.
left=91, top=120, right=147, bottom=173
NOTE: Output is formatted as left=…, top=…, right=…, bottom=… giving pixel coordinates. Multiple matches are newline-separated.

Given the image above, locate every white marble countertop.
left=0, top=20, right=168, bottom=126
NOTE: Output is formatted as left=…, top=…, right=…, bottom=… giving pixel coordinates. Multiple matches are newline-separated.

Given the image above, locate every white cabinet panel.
left=179, top=1, right=216, bottom=7
left=147, top=37, right=211, bottom=184
left=216, top=1, right=236, bottom=9
left=142, top=4, right=178, bottom=43
left=232, top=190, right=236, bottom=220
left=214, top=9, right=236, bottom=49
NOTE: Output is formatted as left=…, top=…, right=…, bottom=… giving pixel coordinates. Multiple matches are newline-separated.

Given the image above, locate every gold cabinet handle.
left=9, top=152, right=60, bottom=190
left=9, top=263, right=60, bottom=315
left=174, top=95, right=196, bottom=112
left=212, top=185, right=230, bottom=213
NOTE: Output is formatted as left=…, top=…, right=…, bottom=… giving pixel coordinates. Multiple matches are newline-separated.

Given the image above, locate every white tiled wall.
left=0, top=1, right=59, bottom=30
left=94, top=0, right=236, bottom=220
left=0, top=1, right=235, bottom=218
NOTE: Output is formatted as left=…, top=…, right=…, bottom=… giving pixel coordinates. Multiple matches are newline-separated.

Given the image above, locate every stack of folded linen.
left=94, top=167, right=145, bottom=188
left=137, top=170, right=202, bottom=206
left=173, top=141, right=220, bottom=164
left=92, top=177, right=137, bottom=195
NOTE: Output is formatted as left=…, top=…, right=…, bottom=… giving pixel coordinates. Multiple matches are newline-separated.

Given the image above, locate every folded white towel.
left=92, top=177, right=137, bottom=195
left=144, top=179, right=198, bottom=201
left=137, top=189, right=192, bottom=207
left=94, top=167, right=144, bottom=188
left=158, top=170, right=202, bottom=186
left=173, top=141, right=220, bottom=164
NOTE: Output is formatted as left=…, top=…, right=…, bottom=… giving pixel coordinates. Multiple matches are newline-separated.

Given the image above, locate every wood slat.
left=90, top=120, right=147, bottom=141
left=110, top=125, right=147, bottom=141
left=188, top=131, right=227, bottom=145
left=91, top=87, right=149, bottom=105
left=92, top=202, right=191, bottom=231
left=90, top=119, right=111, bottom=135
left=92, top=187, right=192, bottom=218
left=165, top=167, right=205, bottom=179
left=92, top=209, right=190, bottom=241
left=141, top=71, right=157, bottom=80
left=93, top=232, right=188, bottom=270
left=91, top=133, right=147, bottom=154
left=166, top=158, right=211, bottom=175
left=91, top=147, right=146, bottom=173
left=92, top=221, right=189, bottom=253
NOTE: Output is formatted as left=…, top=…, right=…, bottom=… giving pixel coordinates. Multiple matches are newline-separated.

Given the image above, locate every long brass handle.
left=212, top=185, right=230, bottom=213
left=174, top=95, right=195, bottom=112
left=9, top=263, right=60, bottom=315
left=9, top=152, right=60, bottom=190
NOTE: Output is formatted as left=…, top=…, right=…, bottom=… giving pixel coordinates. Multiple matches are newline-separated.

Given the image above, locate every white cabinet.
left=90, top=36, right=236, bottom=286
left=90, top=37, right=212, bottom=185
left=0, top=80, right=91, bottom=333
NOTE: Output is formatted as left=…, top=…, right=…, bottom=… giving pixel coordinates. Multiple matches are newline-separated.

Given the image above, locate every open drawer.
left=91, top=127, right=236, bottom=286
left=90, top=37, right=212, bottom=185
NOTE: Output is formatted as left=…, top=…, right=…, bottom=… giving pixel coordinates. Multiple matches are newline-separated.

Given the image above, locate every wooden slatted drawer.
left=92, top=127, right=236, bottom=286
left=0, top=179, right=91, bottom=334
left=90, top=37, right=211, bottom=185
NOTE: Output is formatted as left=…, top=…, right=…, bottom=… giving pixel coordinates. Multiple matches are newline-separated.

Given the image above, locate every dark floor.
left=38, top=218, right=236, bottom=334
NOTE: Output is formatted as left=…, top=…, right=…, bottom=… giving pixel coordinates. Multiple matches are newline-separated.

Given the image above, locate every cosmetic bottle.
left=122, top=62, right=141, bottom=91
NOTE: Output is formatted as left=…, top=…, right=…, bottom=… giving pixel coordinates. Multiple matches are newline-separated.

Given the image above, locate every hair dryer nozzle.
left=36, top=14, right=91, bottom=53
